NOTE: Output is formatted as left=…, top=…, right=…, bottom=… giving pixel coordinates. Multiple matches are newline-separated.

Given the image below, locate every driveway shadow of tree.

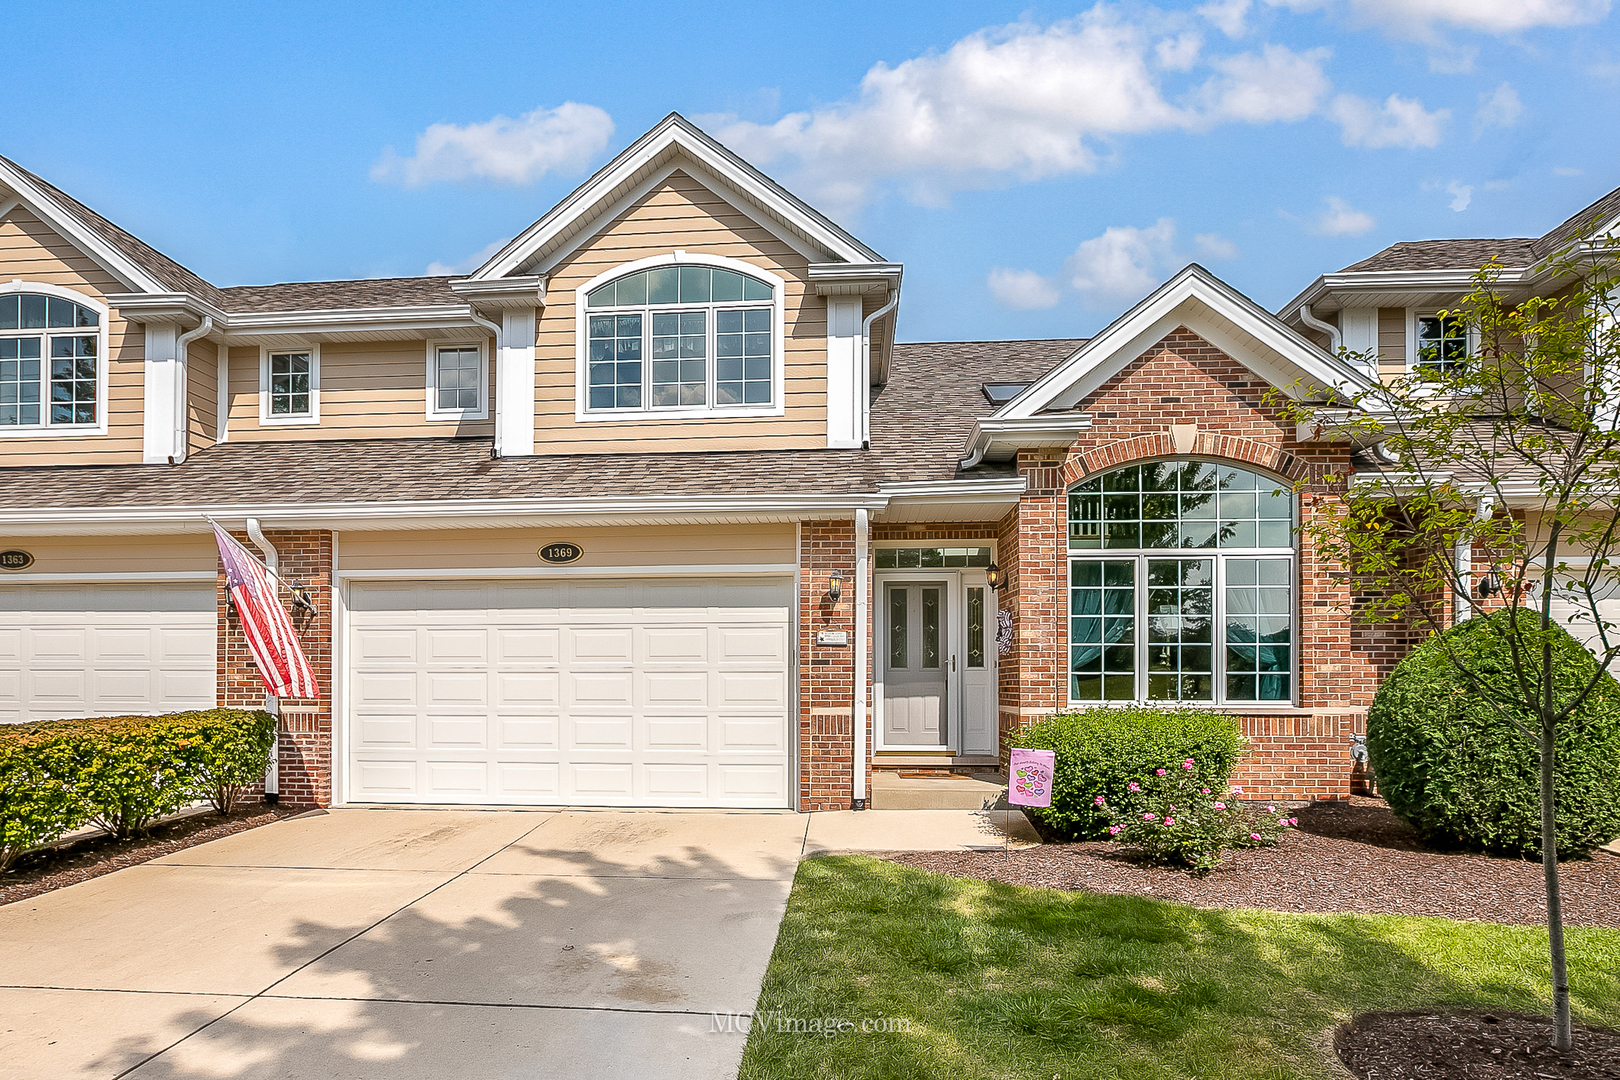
left=94, top=836, right=798, bottom=1079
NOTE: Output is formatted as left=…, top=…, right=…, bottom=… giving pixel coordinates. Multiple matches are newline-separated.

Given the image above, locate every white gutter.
left=1294, top=303, right=1341, bottom=353
left=244, top=518, right=281, bottom=798
left=860, top=285, right=900, bottom=438
left=1455, top=495, right=1495, bottom=623
left=853, top=507, right=869, bottom=810
left=168, top=316, right=214, bottom=465
left=959, top=416, right=1095, bottom=470
left=464, top=307, right=504, bottom=457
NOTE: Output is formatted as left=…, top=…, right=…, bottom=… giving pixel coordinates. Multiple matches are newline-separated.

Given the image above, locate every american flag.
left=212, top=523, right=319, bottom=699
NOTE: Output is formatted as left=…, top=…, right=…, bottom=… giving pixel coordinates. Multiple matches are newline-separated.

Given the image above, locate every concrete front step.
left=870, top=769, right=1009, bottom=810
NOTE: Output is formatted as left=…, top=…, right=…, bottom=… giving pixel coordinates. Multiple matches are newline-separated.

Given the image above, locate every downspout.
left=466, top=306, right=503, bottom=457
left=853, top=508, right=869, bottom=810
left=859, top=286, right=900, bottom=448
left=245, top=518, right=281, bottom=801
left=1454, top=495, right=1495, bottom=623
left=168, top=316, right=214, bottom=465
left=1295, top=303, right=1342, bottom=354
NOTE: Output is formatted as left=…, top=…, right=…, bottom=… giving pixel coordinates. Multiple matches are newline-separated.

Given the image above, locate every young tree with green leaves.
left=1277, top=235, right=1620, bottom=1051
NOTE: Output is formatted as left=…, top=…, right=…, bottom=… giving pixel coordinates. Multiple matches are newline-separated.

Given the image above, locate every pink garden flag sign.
left=1008, top=748, right=1056, bottom=808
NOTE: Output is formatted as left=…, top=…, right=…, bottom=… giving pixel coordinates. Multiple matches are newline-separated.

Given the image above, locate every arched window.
left=1067, top=461, right=1295, bottom=705
left=0, top=289, right=102, bottom=430
left=583, top=262, right=776, bottom=413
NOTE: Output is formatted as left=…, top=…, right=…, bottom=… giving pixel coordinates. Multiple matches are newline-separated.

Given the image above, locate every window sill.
left=575, top=403, right=784, bottom=423
left=426, top=410, right=489, bottom=423
left=0, top=423, right=108, bottom=438
left=258, top=415, right=320, bottom=427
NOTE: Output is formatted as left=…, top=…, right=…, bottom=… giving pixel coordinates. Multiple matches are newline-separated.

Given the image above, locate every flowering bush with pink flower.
left=1098, top=757, right=1292, bottom=872
left=1007, top=706, right=1246, bottom=840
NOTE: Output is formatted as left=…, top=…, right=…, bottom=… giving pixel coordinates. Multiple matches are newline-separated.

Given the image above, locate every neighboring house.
left=1, top=113, right=1612, bottom=811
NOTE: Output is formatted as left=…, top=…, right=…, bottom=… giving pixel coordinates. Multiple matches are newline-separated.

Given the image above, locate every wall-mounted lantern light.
left=986, top=563, right=1004, bottom=591
left=827, top=569, right=844, bottom=604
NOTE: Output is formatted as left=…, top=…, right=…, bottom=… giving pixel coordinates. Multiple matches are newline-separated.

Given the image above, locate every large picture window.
left=1067, top=461, right=1295, bottom=705
left=0, top=290, right=102, bottom=430
left=582, top=260, right=778, bottom=415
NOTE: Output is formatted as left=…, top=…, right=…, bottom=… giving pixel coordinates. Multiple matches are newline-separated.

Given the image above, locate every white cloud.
left=425, top=237, right=511, bottom=277
left=1195, top=232, right=1241, bottom=259
left=1331, top=0, right=1610, bottom=36
left=1198, top=44, right=1331, bottom=123
left=1155, top=31, right=1204, bottom=70
left=1331, top=93, right=1448, bottom=148
left=1474, top=83, right=1524, bottom=132
left=372, top=102, right=614, bottom=187
left=1065, top=218, right=1180, bottom=308
left=1312, top=196, right=1376, bottom=236
left=1199, top=0, right=1253, bottom=37
left=1446, top=181, right=1473, bottom=211
left=987, top=268, right=1063, bottom=310
left=1555, top=166, right=1585, bottom=176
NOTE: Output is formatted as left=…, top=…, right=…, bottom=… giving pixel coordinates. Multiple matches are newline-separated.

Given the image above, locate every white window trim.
left=0, top=281, right=110, bottom=439
left=1405, top=307, right=1477, bottom=376
left=258, top=343, right=320, bottom=426
left=424, top=338, right=490, bottom=422
left=573, top=251, right=787, bottom=423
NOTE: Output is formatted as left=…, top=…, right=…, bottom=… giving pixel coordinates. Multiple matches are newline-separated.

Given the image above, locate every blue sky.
left=6, top=1, right=1618, bottom=341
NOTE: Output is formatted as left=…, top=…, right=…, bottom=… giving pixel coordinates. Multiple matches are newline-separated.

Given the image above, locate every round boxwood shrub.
left=1368, top=608, right=1620, bottom=857
left=1011, top=706, right=1246, bottom=841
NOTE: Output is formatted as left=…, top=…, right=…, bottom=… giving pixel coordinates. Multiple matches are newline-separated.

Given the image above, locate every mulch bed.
left=886, top=796, right=1620, bottom=927
left=1335, top=1008, right=1620, bottom=1079
left=0, top=803, right=304, bottom=907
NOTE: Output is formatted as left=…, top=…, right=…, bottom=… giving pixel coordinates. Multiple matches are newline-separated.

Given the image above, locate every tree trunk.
left=1542, top=717, right=1572, bottom=1051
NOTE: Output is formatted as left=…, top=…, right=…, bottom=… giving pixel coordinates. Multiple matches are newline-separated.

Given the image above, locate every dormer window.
left=0, top=287, right=106, bottom=434
left=577, top=257, right=782, bottom=419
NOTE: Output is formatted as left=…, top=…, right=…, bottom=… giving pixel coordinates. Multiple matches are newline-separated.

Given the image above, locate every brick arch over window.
left=1060, top=431, right=1309, bottom=488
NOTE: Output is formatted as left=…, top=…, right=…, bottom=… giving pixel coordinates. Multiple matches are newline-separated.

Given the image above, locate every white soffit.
left=469, top=113, right=883, bottom=281
left=999, top=264, right=1371, bottom=419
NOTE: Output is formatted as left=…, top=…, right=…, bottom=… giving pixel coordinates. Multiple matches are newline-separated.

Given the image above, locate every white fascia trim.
left=877, top=477, right=1028, bottom=498
left=221, top=304, right=474, bottom=338
left=448, top=276, right=545, bottom=310
left=0, top=570, right=217, bottom=583
left=0, top=161, right=167, bottom=294
left=338, top=563, right=798, bottom=580
left=1277, top=267, right=1533, bottom=320
left=472, top=115, right=879, bottom=281
left=958, top=416, right=1095, bottom=467
left=105, top=292, right=228, bottom=326
left=1001, top=265, right=1370, bottom=421
left=808, top=263, right=904, bottom=294
left=0, top=493, right=895, bottom=533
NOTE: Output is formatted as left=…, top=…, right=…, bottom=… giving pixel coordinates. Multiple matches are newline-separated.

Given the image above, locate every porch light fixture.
left=827, top=569, right=844, bottom=604
left=986, top=563, right=1004, bottom=591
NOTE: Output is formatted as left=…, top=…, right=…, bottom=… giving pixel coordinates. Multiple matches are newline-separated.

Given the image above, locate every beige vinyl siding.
left=339, top=523, right=796, bottom=573
left=186, top=338, right=218, bottom=453
left=1377, top=307, right=1405, bottom=378
left=533, top=170, right=828, bottom=455
left=0, top=207, right=145, bottom=465
left=0, top=533, right=217, bottom=576
left=225, top=338, right=495, bottom=441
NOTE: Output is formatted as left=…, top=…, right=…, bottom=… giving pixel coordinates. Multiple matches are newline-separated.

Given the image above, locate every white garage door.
left=0, top=583, right=218, bottom=725
left=345, top=577, right=792, bottom=807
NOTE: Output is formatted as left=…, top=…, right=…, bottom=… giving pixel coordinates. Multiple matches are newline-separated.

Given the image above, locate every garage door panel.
left=158, top=669, right=217, bottom=705
left=30, top=629, right=90, bottom=661
left=347, top=576, right=790, bottom=808
left=94, top=628, right=156, bottom=661
left=353, top=759, right=418, bottom=796
left=354, top=629, right=419, bottom=664
left=91, top=669, right=155, bottom=704
left=157, top=627, right=216, bottom=663
left=497, top=716, right=558, bottom=749
left=29, top=669, right=88, bottom=708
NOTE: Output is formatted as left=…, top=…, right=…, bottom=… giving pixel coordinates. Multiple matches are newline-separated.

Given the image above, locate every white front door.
left=0, top=583, right=218, bottom=724
left=344, top=576, right=792, bottom=807
left=876, top=572, right=997, bottom=754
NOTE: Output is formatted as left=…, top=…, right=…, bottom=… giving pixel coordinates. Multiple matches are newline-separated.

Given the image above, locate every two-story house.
left=2, top=113, right=1612, bottom=811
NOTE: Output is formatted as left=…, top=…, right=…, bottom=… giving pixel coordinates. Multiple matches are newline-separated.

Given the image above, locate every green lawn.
left=737, top=855, right=1620, bottom=1080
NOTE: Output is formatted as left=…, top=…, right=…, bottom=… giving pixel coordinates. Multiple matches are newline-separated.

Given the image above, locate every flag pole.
left=208, top=515, right=282, bottom=803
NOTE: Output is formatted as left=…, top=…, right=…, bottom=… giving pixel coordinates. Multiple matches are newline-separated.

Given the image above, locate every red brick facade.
left=796, top=520, right=871, bottom=811
left=217, top=529, right=333, bottom=809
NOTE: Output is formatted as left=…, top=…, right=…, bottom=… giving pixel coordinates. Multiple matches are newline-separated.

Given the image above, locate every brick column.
left=797, top=520, right=869, bottom=811
left=218, top=529, right=334, bottom=808
left=997, top=454, right=1065, bottom=760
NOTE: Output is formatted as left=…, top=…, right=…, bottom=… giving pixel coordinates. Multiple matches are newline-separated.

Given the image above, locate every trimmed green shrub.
left=0, top=723, right=92, bottom=870
left=1369, top=608, right=1620, bottom=857
left=0, top=709, right=276, bottom=854
left=1011, top=706, right=1247, bottom=841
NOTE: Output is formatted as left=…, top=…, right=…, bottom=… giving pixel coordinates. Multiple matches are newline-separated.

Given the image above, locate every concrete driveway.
left=0, top=807, right=1036, bottom=1080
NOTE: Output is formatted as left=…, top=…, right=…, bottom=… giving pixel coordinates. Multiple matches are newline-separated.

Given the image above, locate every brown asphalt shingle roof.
left=0, top=339, right=1081, bottom=510
left=217, top=277, right=461, bottom=312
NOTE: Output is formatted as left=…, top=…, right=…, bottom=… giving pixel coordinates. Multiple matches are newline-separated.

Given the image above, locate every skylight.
left=982, top=382, right=1029, bottom=405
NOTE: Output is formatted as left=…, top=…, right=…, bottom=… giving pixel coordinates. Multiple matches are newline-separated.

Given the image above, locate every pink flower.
left=1231, top=785, right=1243, bottom=793
left=1127, top=782, right=1140, bottom=791
left=1164, top=817, right=1176, bottom=826
left=1289, top=817, right=1298, bottom=826
left=1250, top=832, right=1262, bottom=841
left=1142, top=812, right=1155, bottom=821
left=1213, top=801, right=1226, bottom=810
left=1108, top=825, right=1121, bottom=836
left=1201, top=788, right=1211, bottom=795
left=1182, top=759, right=1195, bottom=770
left=1155, top=768, right=1167, bottom=776
left=1094, top=795, right=1106, bottom=806
left=1278, top=818, right=1289, bottom=826
left=1266, top=805, right=1276, bottom=813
